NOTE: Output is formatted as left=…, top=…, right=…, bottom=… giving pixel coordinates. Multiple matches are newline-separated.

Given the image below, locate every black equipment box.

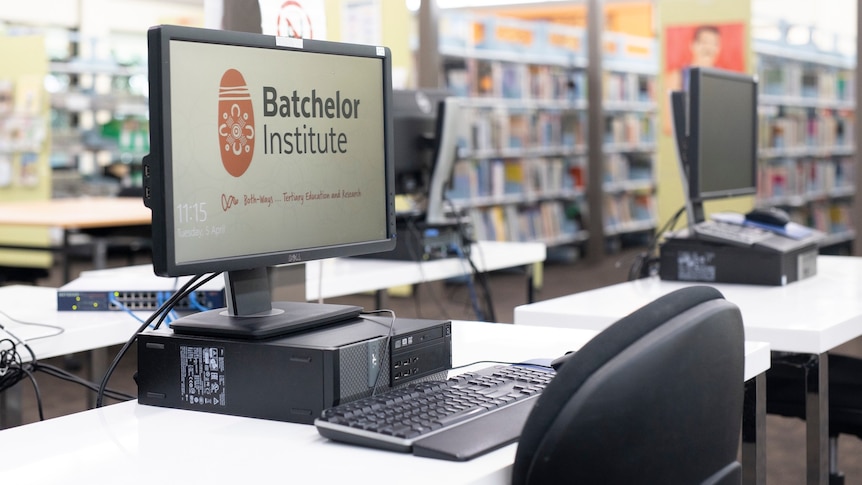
left=357, top=213, right=465, bottom=261
left=137, top=317, right=452, bottom=424
left=659, top=231, right=818, bottom=286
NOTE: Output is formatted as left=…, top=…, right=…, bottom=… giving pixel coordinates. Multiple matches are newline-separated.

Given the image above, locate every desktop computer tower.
left=659, top=232, right=818, bottom=286
left=136, top=317, right=452, bottom=424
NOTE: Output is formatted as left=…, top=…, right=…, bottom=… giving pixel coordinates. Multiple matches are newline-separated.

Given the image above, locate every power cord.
left=451, top=243, right=488, bottom=321
left=0, top=323, right=133, bottom=422
left=0, top=309, right=65, bottom=340
left=445, top=197, right=497, bottom=322
left=403, top=216, right=451, bottom=319
left=628, top=205, right=686, bottom=281
left=0, top=326, right=43, bottom=419
left=96, top=272, right=221, bottom=407
left=448, top=359, right=554, bottom=372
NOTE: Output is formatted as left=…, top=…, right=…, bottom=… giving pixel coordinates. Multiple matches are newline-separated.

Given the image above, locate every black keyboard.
left=692, top=220, right=773, bottom=247
left=315, top=364, right=555, bottom=461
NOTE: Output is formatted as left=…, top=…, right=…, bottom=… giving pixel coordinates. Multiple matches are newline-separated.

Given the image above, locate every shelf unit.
left=0, top=34, right=53, bottom=271
left=430, top=12, right=658, bottom=251
left=17, top=25, right=151, bottom=196
left=754, top=26, right=856, bottom=250
left=601, top=33, right=658, bottom=242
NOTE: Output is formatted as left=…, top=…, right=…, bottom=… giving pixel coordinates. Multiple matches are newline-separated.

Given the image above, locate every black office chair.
left=512, top=285, right=745, bottom=485
left=766, top=352, right=862, bottom=485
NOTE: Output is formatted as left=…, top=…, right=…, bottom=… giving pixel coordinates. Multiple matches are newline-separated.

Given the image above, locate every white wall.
left=0, top=0, right=203, bottom=34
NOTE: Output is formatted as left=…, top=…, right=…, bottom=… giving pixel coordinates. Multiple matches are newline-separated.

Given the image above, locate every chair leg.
left=829, top=436, right=845, bottom=485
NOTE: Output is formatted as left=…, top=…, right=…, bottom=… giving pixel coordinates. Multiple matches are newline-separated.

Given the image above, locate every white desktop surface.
left=0, top=320, right=769, bottom=484
left=0, top=321, right=590, bottom=484
left=515, top=256, right=862, bottom=355
left=0, top=285, right=146, bottom=360
left=305, top=240, right=546, bottom=300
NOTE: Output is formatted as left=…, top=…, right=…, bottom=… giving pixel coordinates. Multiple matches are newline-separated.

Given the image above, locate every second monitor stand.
left=170, top=267, right=362, bottom=340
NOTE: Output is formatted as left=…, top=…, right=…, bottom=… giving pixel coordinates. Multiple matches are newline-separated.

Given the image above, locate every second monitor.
left=671, top=66, right=758, bottom=225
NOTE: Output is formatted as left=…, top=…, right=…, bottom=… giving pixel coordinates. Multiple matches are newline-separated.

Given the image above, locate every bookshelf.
left=46, top=28, right=149, bottom=193
left=431, top=12, right=659, bottom=250
left=437, top=85, right=590, bottom=246
left=754, top=23, right=856, bottom=250
left=2, top=24, right=149, bottom=196
left=0, top=34, right=53, bottom=271
left=601, top=32, right=658, bottom=243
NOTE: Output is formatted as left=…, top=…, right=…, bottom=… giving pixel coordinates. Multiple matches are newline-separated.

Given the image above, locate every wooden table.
left=0, top=197, right=152, bottom=282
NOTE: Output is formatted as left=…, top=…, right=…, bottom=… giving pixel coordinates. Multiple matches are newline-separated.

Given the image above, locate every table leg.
left=374, top=289, right=388, bottom=313
left=806, top=352, right=829, bottom=485
left=0, top=384, right=22, bottom=429
left=742, top=372, right=766, bottom=485
left=93, top=238, right=108, bottom=271
left=87, top=348, right=110, bottom=408
left=525, top=263, right=535, bottom=304
left=62, top=229, right=71, bottom=283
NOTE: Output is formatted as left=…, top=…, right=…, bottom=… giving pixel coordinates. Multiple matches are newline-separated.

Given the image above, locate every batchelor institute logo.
left=218, top=69, right=255, bottom=177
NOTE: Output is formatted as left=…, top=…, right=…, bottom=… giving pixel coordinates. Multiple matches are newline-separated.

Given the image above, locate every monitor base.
left=169, top=301, right=363, bottom=339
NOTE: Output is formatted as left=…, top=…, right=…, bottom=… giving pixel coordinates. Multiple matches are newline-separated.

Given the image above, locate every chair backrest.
left=512, top=285, right=745, bottom=485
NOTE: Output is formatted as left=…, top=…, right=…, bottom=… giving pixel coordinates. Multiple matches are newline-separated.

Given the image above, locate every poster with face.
left=663, top=22, right=746, bottom=134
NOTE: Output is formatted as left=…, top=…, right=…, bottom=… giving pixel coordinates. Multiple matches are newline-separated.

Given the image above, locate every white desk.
left=0, top=286, right=145, bottom=359
left=0, top=321, right=769, bottom=484
left=514, top=255, right=862, bottom=485
left=1, top=240, right=544, bottom=424
left=0, top=285, right=151, bottom=426
left=305, top=240, right=546, bottom=303
left=72, top=240, right=546, bottom=304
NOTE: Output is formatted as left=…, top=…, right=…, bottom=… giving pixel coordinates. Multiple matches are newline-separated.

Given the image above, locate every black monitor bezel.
left=686, top=67, right=758, bottom=203
left=144, top=25, right=396, bottom=278
left=391, top=88, right=450, bottom=197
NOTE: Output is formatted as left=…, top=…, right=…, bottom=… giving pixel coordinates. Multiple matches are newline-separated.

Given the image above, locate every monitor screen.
left=144, top=25, right=395, bottom=338
left=391, top=89, right=449, bottom=198
left=686, top=67, right=758, bottom=202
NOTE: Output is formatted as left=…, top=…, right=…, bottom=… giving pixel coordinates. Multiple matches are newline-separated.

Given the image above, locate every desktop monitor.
left=671, top=67, right=758, bottom=223
left=144, top=25, right=396, bottom=338
left=391, top=89, right=449, bottom=199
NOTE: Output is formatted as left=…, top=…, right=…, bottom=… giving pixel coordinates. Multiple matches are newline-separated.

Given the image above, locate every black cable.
left=21, top=366, right=44, bottom=421
left=0, top=334, right=44, bottom=420
left=628, top=205, right=686, bottom=281
left=404, top=216, right=451, bottom=319
left=23, top=367, right=42, bottom=418
left=0, top=315, right=135, bottom=421
left=0, top=325, right=137, bottom=418
left=0, top=309, right=64, bottom=341
left=96, top=272, right=220, bottom=407
left=444, top=196, right=497, bottom=322
left=448, top=359, right=554, bottom=373
left=35, top=362, right=135, bottom=401
left=0, top=338, right=25, bottom=392
left=0, top=322, right=38, bottom=364
left=462, top=249, right=497, bottom=322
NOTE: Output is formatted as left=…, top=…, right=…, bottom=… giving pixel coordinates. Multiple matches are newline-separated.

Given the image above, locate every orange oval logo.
left=218, top=69, right=255, bottom=177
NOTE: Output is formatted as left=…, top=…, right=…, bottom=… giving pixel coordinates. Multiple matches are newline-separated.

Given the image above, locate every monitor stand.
left=170, top=267, right=362, bottom=339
